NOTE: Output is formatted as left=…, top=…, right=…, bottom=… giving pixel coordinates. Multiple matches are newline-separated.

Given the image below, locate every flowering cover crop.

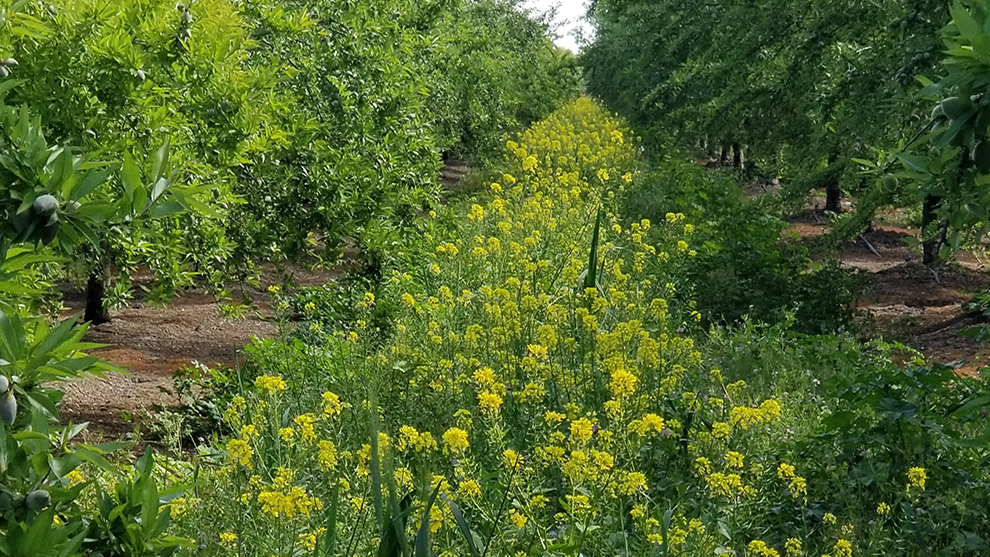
left=176, top=99, right=943, bottom=556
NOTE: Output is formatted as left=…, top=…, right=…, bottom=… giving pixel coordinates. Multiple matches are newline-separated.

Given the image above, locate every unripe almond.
left=0, top=391, right=16, bottom=425
left=33, top=194, right=59, bottom=217
left=25, top=490, right=50, bottom=511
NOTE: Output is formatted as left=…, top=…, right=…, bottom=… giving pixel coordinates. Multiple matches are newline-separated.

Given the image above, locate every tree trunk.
left=719, top=144, right=730, bottom=166
left=823, top=152, right=842, bottom=213
left=921, top=193, right=942, bottom=265
left=732, top=143, right=743, bottom=169
left=85, top=269, right=111, bottom=325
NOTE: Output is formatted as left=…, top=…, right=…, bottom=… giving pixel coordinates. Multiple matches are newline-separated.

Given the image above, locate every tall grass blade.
left=414, top=483, right=443, bottom=557
left=446, top=497, right=480, bottom=557
left=582, top=207, right=603, bottom=292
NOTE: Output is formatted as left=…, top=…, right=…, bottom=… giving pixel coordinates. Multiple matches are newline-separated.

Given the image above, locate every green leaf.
left=322, top=481, right=340, bottom=554
left=120, top=151, right=144, bottom=214
left=582, top=207, right=602, bottom=292
left=415, top=483, right=443, bottom=557
left=446, top=497, right=480, bottom=557
left=150, top=139, right=170, bottom=185
left=69, top=166, right=112, bottom=201
left=149, top=200, right=184, bottom=219
left=951, top=2, right=982, bottom=42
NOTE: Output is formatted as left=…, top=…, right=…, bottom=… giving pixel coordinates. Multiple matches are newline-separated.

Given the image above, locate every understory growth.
left=167, top=99, right=990, bottom=557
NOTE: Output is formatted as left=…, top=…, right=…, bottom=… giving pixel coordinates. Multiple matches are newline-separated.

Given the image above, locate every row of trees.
left=1, top=0, right=579, bottom=320
left=0, top=3, right=579, bottom=554
left=583, top=0, right=990, bottom=263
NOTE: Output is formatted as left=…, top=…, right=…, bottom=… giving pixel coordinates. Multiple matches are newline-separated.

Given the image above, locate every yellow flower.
left=442, top=427, right=470, bottom=454
left=619, top=471, right=648, bottom=495
left=630, top=413, right=665, bottom=436
left=255, top=375, right=286, bottom=396
left=777, top=463, right=796, bottom=480
left=508, top=508, right=528, bottom=528
left=907, top=467, right=926, bottom=492
left=299, top=529, right=325, bottom=551
left=569, top=418, right=594, bottom=445
left=322, top=391, right=344, bottom=417
left=227, top=439, right=253, bottom=468
left=823, top=512, right=837, bottom=525
left=747, top=540, right=780, bottom=557
left=706, top=472, right=744, bottom=498
left=65, top=469, right=86, bottom=488
left=478, top=391, right=503, bottom=415
left=725, top=451, right=744, bottom=469
left=279, top=427, right=296, bottom=443
left=785, top=538, right=802, bottom=556
left=503, top=449, right=523, bottom=468
left=317, top=440, right=337, bottom=471
left=458, top=479, right=482, bottom=498
left=522, top=155, right=538, bottom=172
left=876, top=502, right=891, bottom=517
left=545, top=410, right=566, bottom=424
left=472, top=367, right=496, bottom=386
left=609, top=369, right=638, bottom=398
left=219, top=532, right=238, bottom=548
left=711, top=422, right=730, bottom=439
left=833, top=539, right=853, bottom=557
left=293, top=413, right=318, bottom=444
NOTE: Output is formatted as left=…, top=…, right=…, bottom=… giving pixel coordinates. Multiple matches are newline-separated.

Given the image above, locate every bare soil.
left=787, top=194, right=990, bottom=376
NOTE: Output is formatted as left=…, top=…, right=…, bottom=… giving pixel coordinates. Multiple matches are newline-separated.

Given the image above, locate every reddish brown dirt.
left=787, top=193, right=990, bottom=375
left=57, top=262, right=347, bottom=440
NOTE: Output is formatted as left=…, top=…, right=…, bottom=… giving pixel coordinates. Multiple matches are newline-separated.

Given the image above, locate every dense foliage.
left=0, top=0, right=578, bottom=314
left=3, top=1, right=990, bottom=556
left=156, top=100, right=990, bottom=557
left=0, top=2, right=579, bottom=555
left=582, top=0, right=948, bottom=222
left=620, top=158, right=858, bottom=334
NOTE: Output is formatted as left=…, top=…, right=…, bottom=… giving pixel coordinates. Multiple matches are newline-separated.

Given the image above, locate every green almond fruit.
left=0, top=391, right=16, bottom=425
left=2, top=58, right=17, bottom=67
left=183, top=10, right=192, bottom=24
left=882, top=176, right=899, bottom=190
left=25, top=490, right=50, bottom=511
left=0, top=376, right=8, bottom=394
left=136, top=69, right=146, bottom=81
left=0, top=66, right=8, bottom=78
left=33, top=194, right=59, bottom=217
left=974, top=141, right=990, bottom=173
left=931, top=104, right=945, bottom=121
left=0, top=491, right=13, bottom=511
left=941, top=96, right=971, bottom=120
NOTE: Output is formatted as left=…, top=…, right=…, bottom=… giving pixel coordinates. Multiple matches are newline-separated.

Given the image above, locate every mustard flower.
left=907, top=467, right=926, bottom=492
left=442, top=427, right=470, bottom=454
left=254, top=375, right=286, bottom=396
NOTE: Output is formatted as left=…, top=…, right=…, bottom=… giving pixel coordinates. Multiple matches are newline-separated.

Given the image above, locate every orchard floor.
left=57, top=264, right=345, bottom=441
left=58, top=160, right=474, bottom=442
left=59, top=172, right=989, bottom=441
left=788, top=205, right=990, bottom=376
